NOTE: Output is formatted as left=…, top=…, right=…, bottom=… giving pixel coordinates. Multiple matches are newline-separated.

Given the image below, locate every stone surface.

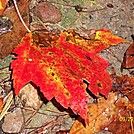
left=20, top=83, right=42, bottom=109
left=2, top=108, right=24, bottom=133
left=34, top=1, right=62, bottom=24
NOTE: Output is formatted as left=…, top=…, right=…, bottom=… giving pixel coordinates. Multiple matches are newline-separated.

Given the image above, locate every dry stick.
left=49, top=115, right=70, bottom=132
left=22, top=107, right=69, bottom=117
left=124, top=88, right=134, bottom=96
left=24, top=102, right=44, bottom=126
left=45, top=109, right=69, bottom=115
left=0, top=72, right=11, bottom=74
left=27, top=117, right=57, bottom=134
left=0, top=66, right=10, bottom=70
left=50, top=1, right=102, bottom=11
left=129, top=111, right=134, bottom=134
left=12, top=0, right=31, bottom=33
left=19, top=102, right=43, bottom=133
left=33, top=17, right=48, bottom=30
left=29, top=114, right=70, bottom=134
left=0, top=76, right=10, bottom=83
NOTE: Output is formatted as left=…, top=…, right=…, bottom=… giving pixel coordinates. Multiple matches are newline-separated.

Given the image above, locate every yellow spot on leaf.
left=64, top=89, right=71, bottom=98
left=0, top=1, right=3, bottom=9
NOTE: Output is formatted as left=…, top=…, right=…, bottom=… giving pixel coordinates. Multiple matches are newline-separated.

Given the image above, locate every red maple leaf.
left=10, top=29, right=126, bottom=122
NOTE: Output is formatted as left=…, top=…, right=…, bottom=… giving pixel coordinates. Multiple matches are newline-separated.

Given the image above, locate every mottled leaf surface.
left=11, top=29, right=126, bottom=122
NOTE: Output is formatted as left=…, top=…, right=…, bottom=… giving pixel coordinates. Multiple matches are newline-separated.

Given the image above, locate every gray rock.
left=2, top=108, right=24, bottom=133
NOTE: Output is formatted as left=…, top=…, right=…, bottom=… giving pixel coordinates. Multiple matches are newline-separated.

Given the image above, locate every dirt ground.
left=0, top=0, right=134, bottom=133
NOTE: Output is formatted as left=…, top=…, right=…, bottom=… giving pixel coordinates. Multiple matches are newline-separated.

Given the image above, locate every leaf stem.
left=12, top=0, right=31, bottom=33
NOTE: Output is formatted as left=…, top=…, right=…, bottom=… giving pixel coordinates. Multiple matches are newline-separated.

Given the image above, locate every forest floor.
left=0, top=0, right=134, bottom=133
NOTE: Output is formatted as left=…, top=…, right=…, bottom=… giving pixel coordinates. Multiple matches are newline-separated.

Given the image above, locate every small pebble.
left=34, top=1, right=62, bottom=24
left=107, top=3, right=114, bottom=8
left=75, top=5, right=83, bottom=12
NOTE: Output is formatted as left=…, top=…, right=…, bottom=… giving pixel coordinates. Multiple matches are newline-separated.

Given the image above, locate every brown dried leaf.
left=70, top=93, right=119, bottom=134
left=0, top=0, right=29, bottom=58
left=112, top=75, right=134, bottom=104
left=108, top=95, right=134, bottom=134
left=122, top=41, right=134, bottom=69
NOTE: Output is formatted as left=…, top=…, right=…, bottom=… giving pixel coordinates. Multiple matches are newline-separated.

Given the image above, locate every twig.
left=20, top=102, right=44, bottom=133
left=37, top=17, right=49, bottom=30
left=0, top=91, right=13, bottom=121
left=0, top=76, right=10, bottom=83
left=124, top=88, right=134, bottom=95
left=129, top=111, right=134, bottom=134
left=24, top=102, right=43, bottom=126
left=0, top=66, right=9, bottom=70
left=22, top=107, right=69, bottom=116
left=27, top=117, right=57, bottom=134
left=0, top=72, right=11, bottom=74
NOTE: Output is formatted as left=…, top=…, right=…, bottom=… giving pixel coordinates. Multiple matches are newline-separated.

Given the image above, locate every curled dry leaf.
left=109, top=74, right=134, bottom=133
left=34, top=1, right=62, bottom=24
left=108, top=94, right=134, bottom=134
left=11, top=29, right=126, bottom=123
left=122, top=41, right=134, bottom=69
left=0, top=0, right=29, bottom=58
left=112, top=75, right=134, bottom=104
left=70, top=93, right=134, bottom=134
